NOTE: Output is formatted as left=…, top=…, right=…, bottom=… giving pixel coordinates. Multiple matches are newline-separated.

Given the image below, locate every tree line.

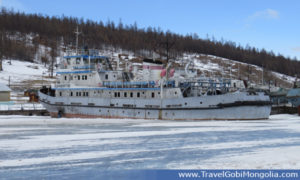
left=0, top=8, right=299, bottom=77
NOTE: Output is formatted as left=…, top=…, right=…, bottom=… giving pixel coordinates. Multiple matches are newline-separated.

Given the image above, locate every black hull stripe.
left=40, top=99, right=271, bottom=110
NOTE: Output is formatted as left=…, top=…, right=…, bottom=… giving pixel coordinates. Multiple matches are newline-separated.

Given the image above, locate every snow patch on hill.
left=0, top=60, right=54, bottom=86
left=0, top=49, right=296, bottom=90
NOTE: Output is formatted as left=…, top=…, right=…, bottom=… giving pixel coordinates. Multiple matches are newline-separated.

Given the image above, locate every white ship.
left=39, top=49, right=271, bottom=120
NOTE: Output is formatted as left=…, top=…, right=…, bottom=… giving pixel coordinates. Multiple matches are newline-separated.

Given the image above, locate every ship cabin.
left=49, top=49, right=236, bottom=101
left=54, top=86, right=183, bottom=99
left=53, top=50, right=184, bottom=99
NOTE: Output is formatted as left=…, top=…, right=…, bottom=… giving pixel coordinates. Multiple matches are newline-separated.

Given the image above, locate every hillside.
left=1, top=49, right=295, bottom=92
left=0, top=60, right=55, bottom=91
left=1, top=8, right=300, bottom=78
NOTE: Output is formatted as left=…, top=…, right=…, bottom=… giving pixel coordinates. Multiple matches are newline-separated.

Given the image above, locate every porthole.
left=200, top=102, right=202, bottom=104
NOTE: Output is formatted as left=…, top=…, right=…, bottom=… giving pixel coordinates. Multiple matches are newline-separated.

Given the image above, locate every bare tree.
left=0, top=30, right=3, bottom=71
left=49, top=40, right=57, bottom=78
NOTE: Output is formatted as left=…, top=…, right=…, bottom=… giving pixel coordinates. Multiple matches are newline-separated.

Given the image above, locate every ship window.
left=59, top=92, right=62, bottom=96
left=124, top=92, right=127, bottom=97
left=158, top=92, right=160, bottom=95
left=148, top=112, right=150, bottom=115
left=137, top=92, right=140, bottom=98
left=76, top=92, right=78, bottom=96
left=79, top=92, right=81, bottom=96
left=82, top=75, right=87, bottom=80
left=175, top=91, right=177, bottom=94
left=130, top=92, right=133, bottom=98
left=86, top=92, right=88, bottom=96
left=114, top=92, right=117, bottom=97
left=83, top=92, right=85, bottom=96
left=118, top=92, right=120, bottom=97
left=70, top=92, right=73, bottom=96
left=64, top=76, right=67, bottom=80
left=200, top=102, right=202, bottom=104
left=78, top=75, right=80, bottom=80
left=76, top=58, right=81, bottom=64
left=105, top=74, right=108, bottom=79
left=185, top=102, right=187, bottom=105
left=152, top=92, right=155, bottom=98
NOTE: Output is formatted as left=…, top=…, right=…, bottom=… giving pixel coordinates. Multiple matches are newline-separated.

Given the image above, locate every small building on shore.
left=0, top=83, right=11, bottom=101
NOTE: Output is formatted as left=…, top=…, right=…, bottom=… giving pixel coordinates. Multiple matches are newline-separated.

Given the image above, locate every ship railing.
left=55, top=83, right=70, bottom=88
left=65, top=49, right=100, bottom=56
left=58, top=63, right=69, bottom=69
left=73, top=64, right=95, bottom=70
left=103, top=81, right=157, bottom=88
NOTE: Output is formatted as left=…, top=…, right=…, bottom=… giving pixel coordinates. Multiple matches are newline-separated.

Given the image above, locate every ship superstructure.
left=39, top=49, right=271, bottom=120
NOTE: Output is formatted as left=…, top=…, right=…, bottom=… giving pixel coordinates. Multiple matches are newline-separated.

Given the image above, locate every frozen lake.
left=0, top=114, right=300, bottom=179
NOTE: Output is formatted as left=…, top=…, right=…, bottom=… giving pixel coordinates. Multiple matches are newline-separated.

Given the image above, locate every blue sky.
left=1, top=0, right=300, bottom=59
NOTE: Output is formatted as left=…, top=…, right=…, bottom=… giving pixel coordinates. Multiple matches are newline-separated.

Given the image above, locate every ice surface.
left=0, top=114, right=300, bottom=179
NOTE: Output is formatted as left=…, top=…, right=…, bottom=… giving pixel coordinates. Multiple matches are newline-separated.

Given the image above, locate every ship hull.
left=39, top=91, right=271, bottom=120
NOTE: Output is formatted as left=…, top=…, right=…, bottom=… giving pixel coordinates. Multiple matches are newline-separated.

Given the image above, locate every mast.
left=74, top=26, right=81, bottom=55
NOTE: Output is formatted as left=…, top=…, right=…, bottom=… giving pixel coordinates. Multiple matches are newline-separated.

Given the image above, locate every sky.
left=1, top=0, right=300, bottom=59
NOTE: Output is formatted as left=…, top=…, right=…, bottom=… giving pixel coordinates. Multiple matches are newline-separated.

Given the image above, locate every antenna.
left=74, top=26, right=81, bottom=54
left=262, top=65, right=264, bottom=85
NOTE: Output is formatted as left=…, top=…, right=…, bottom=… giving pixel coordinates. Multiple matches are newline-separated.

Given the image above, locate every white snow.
left=0, top=114, right=300, bottom=172
left=0, top=60, right=54, bottom=85
left=0, top=103, right=45, bottom=111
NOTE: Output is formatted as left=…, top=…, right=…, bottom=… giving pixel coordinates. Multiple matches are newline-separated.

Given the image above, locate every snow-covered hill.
left=0, top=60, right=55, bottom=90
left=0, top=49, right=296, bottom=91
